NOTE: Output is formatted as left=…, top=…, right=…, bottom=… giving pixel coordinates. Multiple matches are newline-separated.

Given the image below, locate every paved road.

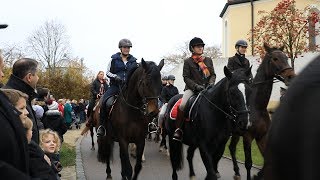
left=81, top=134, right=259, bottom=180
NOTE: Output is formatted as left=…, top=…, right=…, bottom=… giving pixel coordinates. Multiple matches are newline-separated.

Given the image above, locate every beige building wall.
left=221, top=0, right=320, bottom=58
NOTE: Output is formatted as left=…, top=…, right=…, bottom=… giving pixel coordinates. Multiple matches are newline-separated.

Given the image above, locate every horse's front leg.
left=132, top=140, right=145, bottom=180
left=119, top=140, right=132, bottom=180
left=187, top=146, right=197, bottom=180
left=90, top=125, right=95, bottom=150
left=229, top=135, right=241, bottom=179
left=243, top=134, right=254, bottom=180
left=199, top=143, right=216, bottom=180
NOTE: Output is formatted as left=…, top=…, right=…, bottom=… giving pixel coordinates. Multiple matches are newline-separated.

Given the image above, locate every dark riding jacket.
left=227, top=53, right=250, bottom=71
left=107, top=52, right=137, bottom=86
left=91, top=78, right=108, bottom=99
left=4, top=74, right=39, bottom=144
left=161, top=84, right=179, bottom=103
left=183, top=57, right=216, bottom=91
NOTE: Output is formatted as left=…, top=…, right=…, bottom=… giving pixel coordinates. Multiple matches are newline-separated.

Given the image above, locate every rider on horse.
left=97, top=38, right=137, bottom=137
left=158, top=75, right=179, bottom=129
left=87, top=71, right=108, bottom=119
left=172, top=37, right=216, bottom=142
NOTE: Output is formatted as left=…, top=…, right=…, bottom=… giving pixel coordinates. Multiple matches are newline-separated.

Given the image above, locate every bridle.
left=253, top=51, right=293, bottom=86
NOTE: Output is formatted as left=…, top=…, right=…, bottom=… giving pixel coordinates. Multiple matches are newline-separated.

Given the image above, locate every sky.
left=0, top=0, right=227, bottom=74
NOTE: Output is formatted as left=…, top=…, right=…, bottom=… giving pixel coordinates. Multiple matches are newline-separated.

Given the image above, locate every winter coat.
left=63, top=103, right=72, bottom=124
left=42, top=110, right=68, bottom=142
left=161, top=84, right=179, bottom=103
left=109, top=52, right=137, bottom=85
left=3, top=74, right=39, bottom=144
left=28, top=141, right=57, bottom=180
left=91, top=78, right=108, bottom=99
left=183, top=57, right=216, bottom=91
left=0, top=91, right=30, bottom=179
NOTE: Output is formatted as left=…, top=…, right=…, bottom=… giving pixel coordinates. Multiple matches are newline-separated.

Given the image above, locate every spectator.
left=63, top=100, right=72, bottom=128
left=3, top=58, right=40, bottom=144
left=57, top=99, right=64, bottom=117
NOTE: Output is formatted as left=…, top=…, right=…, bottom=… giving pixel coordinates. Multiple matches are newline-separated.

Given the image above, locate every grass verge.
left=223, top=137, right=264, bottom=167
left=60, top=143, right=76, bottom=167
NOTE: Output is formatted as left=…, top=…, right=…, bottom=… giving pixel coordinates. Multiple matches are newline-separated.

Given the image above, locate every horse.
left=97, top=59, right=164, bottom=180
left=167, top=66, right=252, bottom=180
left=259, top=55, right=320, bottom=180
left=81, top=98, right=102, bottom=150
left=227, top=43, right=295, bottom=180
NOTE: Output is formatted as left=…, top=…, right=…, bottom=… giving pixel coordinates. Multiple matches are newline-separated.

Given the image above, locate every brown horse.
left=81, top=98, right=101, bottom=150
left=228, top=43, right=295, bottom=180
left=97, top=59, right=164, bottom=180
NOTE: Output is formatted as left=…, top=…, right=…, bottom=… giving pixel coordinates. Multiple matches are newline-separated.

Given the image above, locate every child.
left=39, top=129, right=63, bottom=179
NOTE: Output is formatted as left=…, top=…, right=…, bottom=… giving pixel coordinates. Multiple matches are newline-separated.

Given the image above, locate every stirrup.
left=172, top=128, right=183, bottom=142
left=97, top=125, right=106, bottom=137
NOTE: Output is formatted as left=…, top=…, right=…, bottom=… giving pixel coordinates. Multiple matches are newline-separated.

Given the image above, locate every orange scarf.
left=191, top=55, right=210, bottom=78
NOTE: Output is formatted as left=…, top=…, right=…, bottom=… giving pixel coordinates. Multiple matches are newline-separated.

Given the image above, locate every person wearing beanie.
left=42, top=101, right=67, bottom=142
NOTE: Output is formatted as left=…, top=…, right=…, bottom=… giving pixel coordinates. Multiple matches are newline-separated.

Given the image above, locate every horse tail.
left=80, top=126, right=90, bottom=135
left=97, top=136, right=114, bottom=163
left=169, top=138, right=184, bottom=170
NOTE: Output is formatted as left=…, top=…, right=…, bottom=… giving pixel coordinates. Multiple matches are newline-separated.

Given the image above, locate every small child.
left=39, top=129, right=63, bottom=179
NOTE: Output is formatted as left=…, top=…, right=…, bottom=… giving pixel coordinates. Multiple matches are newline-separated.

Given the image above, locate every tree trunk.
left=290, top=58, right=295, bottom=71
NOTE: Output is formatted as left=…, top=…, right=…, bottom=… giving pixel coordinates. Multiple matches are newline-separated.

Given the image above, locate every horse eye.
left=273, top=58, right=278, bottom=61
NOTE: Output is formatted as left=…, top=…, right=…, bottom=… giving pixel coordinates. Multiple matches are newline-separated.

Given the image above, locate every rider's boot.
left=97, top=125, right=106, bottom=137
left=173, top=110, right=184, bottom=142
left=97, top=96, right=114, bottom=137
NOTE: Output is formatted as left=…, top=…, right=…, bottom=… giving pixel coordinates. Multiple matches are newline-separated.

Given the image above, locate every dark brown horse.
left=228, top=43, right=295, bottom=180
left=97, top=59, right=164, bottom=180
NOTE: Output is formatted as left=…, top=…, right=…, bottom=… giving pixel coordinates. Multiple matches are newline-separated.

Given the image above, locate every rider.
left=97, top=38, right=137, bottom=137
left=158, top=75, right=179, bottom=129
left=86, top=71, right=108, bottom=119
left=172, top=37, right=216, bottom=142
left=158, top=75, right=168, bottom=108
left=227, top=39, right=250, bottom=71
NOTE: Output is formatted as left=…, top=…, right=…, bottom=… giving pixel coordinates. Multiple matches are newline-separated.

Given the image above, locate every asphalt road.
left=80, top=134, right=259, bottom=180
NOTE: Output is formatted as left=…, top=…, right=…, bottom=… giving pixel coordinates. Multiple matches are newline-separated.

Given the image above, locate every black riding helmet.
left=235, top=40, right=248, bottom=48
left=189, top=37, right=205, bottom=52
left=168, top=75, right=175, bottom=81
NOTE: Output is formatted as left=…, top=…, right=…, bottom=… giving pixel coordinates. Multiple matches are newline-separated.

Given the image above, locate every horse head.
left=263, top=43, right=296, bottom=86
left=224, top=66, right=252, bottom=131
left=138, top=58, right=164, bottom=117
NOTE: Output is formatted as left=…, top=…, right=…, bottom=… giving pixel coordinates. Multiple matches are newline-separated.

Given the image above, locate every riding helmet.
left=235, top=40, right=248, bottom=48
left=189, top=37, right=205, bottom=52
left=118, top=38, right=132, bottom=48
left=168, top=75, right=175, bottom=81
left=162, top=76, right=168, bottom=80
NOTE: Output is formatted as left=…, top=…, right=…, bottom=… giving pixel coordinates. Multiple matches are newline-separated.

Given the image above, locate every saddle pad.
left=170, top=98, right=182, bottom=120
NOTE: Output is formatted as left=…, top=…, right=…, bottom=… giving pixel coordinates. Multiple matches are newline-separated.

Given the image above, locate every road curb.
left=76, top=135, right=86, bottom=180
left=222, top=155, right=262, bottom=170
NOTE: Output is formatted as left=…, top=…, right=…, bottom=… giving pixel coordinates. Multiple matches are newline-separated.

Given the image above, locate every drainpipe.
left=251, top=0, right=254, bottom=55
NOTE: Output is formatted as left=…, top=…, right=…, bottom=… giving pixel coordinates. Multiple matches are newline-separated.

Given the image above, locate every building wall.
left=221, top=0, right=320, bottom=57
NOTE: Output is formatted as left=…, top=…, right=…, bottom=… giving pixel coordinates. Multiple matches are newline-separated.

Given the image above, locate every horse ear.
left=263, top=43, right=271, bottom=53
left=141, top=58, right=148, bottom=70
left=158, top=59, right=164, bottom=71
left=246, top=65, right=252, bottom=77
left=224, top=66, right=232, bottom=79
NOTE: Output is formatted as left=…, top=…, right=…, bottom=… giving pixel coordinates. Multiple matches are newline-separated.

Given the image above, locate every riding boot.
left=173, top=110, right=184, bottom=142
left=97, top=100, right=109, bottom=137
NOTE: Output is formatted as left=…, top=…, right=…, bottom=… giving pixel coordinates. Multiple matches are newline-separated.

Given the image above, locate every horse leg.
left=212, top=137, right=229, bottom=179
left=90, top=125, right=95, bottom=150
left=106, top=160, right=112, bottom=179
left=169, top=137, right=183, bottom=180
left=119, top=140, right=132, bottom=180
left=243, top=134, right=254, bottom=180
left=229, top=135, right=241, bottom=179
left=132, top=141, right=145, bottom=180
left=187, top=146, right=197, bottom=180
left=199, top=143, right=216, bottom=180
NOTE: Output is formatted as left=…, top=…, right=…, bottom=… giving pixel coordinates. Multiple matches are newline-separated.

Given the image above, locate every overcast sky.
left=0, top=0, right=226, bottom=74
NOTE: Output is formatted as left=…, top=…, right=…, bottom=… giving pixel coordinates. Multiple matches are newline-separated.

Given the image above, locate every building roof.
left=220, top=0, right=260, bottom=18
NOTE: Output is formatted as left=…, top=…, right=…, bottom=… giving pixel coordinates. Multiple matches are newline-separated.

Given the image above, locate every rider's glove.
left=195, top=84, right=205, bottom=92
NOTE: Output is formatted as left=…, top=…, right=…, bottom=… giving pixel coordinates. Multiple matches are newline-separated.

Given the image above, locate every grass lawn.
left=60, top=143, right=76, bottom=167
left=223, top=137, right=264, bottom=167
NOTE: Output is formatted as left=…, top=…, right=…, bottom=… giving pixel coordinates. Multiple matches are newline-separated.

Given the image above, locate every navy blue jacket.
left=109, top=52, right=137, bottom=85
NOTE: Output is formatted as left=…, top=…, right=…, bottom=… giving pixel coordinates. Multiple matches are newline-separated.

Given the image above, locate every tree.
left=249, top=0, right=319, bottom=70
left=27, top=20, right=71, bottom=72
left=2, top=44, right=25, bottom=67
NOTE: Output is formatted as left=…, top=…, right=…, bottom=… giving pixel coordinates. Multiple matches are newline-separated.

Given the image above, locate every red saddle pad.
left=170, top=98, right=182, bottom=120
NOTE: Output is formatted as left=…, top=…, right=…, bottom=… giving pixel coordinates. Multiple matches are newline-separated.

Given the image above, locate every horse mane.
left=125, top=63, right=139, bottom=86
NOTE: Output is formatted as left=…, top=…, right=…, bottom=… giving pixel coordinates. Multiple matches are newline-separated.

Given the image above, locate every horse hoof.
left=91, top=147, right=95, bottom=151
left=159, top=146, right=164, bottom=152
left=166, top=150, right=170, bottom=157
left=106, top=175, right=112, bottom=179
left=233, top=175, right=241, bottom=180
left=216, top=172, right=221, bottom=178
left=190, top=175, right=196, bottom=180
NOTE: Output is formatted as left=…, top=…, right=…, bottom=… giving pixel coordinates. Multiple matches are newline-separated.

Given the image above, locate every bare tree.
left=204, top=46, right=222, bottom=60
left=27, top=20, right=71, bottom=72
left=2, top=44, right=25, bottom=67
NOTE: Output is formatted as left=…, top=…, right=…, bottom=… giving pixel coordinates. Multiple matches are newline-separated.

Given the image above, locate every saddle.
left=169, top=94, right=198, bottom=121
left=105, top=95, right=118, bottom=116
